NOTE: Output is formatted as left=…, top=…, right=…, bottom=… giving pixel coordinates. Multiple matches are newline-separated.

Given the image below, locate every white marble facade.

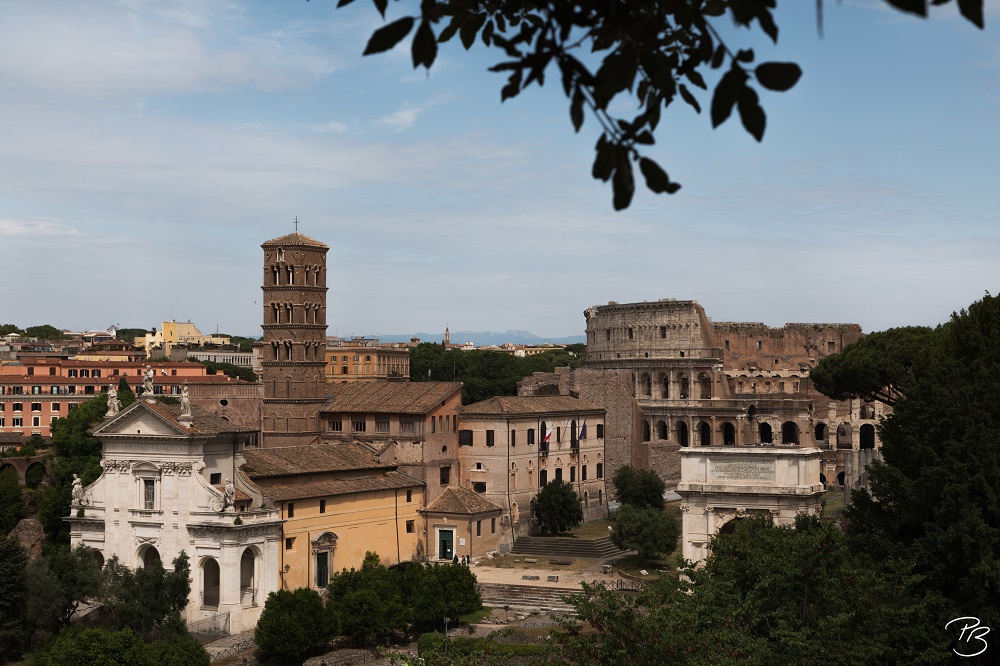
left=69, top=400, right=281, bottom=633
left=676, top=446, right=824, bottom=564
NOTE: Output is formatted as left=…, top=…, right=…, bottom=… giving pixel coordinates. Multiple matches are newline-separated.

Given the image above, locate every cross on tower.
left=293, top=216, right=299, bottom=232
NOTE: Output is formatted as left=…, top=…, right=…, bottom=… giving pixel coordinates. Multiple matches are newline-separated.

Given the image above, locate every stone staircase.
left=477, top=582, right=580, bottom=616
left=510, top=535, right=626, bottom=559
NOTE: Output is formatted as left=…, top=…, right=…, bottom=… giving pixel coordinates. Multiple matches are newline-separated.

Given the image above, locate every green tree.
left=327, top=554, right=406, bottom=645
left=23, top=325, right=65, bottom=340
left=554, top=515, right=948, bottom=665
left=255, top=588, right=334, bottom=664
left=195, top=359, right=257, bottom=382
left=143, top=634, right=210, bottom=666
left=610, top=505, right=678, bottom=560
left=809, top=326, right=936, bottom=406
left=112, top=328, right=149, bottom=345
left=532, top=480, right=583, bottom=534
left=349, top=0, right=982, bottom=209
left=29, top=626, right=150, bottom=666
left=0, top=324, right=24, bottom=336
left=0, top=535, right=27, bottom=663
left=0, top=466, right=26, bottom=534
left=431, top=562, right=482, bottom=623
left=24, top=556, right=64, bottom=646
left=46, top=545, right=103, bottom=626
left=116, top=376, right=135, bottom=409
left=611, top=465, right=665, bottom=510
left=101, top=552, right=191, bottom=636
left=842, top=293, right=1000, bottom=630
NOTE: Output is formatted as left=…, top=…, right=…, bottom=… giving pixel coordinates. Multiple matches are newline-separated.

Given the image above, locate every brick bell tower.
left=260, top=230, right=329, bottom=447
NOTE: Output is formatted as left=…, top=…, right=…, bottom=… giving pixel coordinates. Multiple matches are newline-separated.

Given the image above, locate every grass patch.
left=460, top=607, right=494, bottom=624
left=821, top=491, right=848, bottom=520
left=614, top=553, right=676, bottom=580
left=565, top=519, right=614, bottom=539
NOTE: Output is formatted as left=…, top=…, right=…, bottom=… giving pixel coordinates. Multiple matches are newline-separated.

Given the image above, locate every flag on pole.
left=579, top=420, right=587, bottom=440
left=542, top=421, right=553, bottom=444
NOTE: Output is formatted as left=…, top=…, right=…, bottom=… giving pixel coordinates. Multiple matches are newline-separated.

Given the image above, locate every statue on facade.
left=224, top=478, right=236, bottom=511
left=141, top=365, right=155, bottom=397
left=106, top=385, right=120, bottom=417
left=180, top=385, right=191, bottom=418
left=71, top=474, right=84, bottom=504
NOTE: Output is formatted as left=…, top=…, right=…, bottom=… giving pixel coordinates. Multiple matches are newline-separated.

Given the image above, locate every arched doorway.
left=781, top=421, right=799, bottom=445
left=860, top=424, right=876, bottom=450
left=820, top=473, right=827, bottom=487
left=759, top=423, right=773, bottom=444
left=25, top=463, right=46, bottom=489
left=718, top=518, right=744, bottom=536
left=679, top=375, right=690, bottom=399
left=837, top=423, right=853, bottom=449
left=139, top=545, right=160, bottom=569
left=699, top=373, right=712, bottom=399
left=656, top=420, right=668, bottom=439
left=677, top=421, right=689, bottom=447
left=202, top=558, right=220, bottom=608
left=814, top=423, right=827, bottom=443
left=92, top=550, right=105, bottom=570
left=598, top=489, right=603, bottom=505
left=640, top=373, right=652, bottom=397
left=699, top=422, right=711, bottom=446
left=240, top=548, right=256, bottom=606
left=722, top=422, right=736, bottom=446
left=837, top=471, right=845, bottom=486
left=643, top=420, right=651, bottom=442
left=659, top=373, right=670, bottom=399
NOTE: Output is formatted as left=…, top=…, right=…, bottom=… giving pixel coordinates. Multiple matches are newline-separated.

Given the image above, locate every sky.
left=2, top=1, right=997, bottom=340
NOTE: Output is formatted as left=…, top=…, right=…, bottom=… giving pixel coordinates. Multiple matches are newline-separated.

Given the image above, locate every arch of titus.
left=676, top=446, right=824, bottom=563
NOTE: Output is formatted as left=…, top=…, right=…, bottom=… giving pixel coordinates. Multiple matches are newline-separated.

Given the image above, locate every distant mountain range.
left=369, top=330, right=586, bottom=347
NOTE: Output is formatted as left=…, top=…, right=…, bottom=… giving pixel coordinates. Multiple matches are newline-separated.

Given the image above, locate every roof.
left=261, top=232, right=329, bottom=249
left=460, top=395, right=604, bottom=417
left=241, top=442, right=393, bottom=478
left=424, top=486, right=503, bottom=515
left=259, top=470, right=421, bottom=501
left=91, top=400, right=251, bottom=437
left=321, top=382, right=462, bottom=415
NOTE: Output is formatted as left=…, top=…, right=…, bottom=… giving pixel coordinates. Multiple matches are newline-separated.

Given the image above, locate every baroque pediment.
left=91, top=401, right=190, bottom=437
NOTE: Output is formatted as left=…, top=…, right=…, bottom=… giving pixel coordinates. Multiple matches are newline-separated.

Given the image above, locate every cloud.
left=0, top=219, right=81, bottom=237
left=309, top=120, right=351, bottom=134
left=375, top=101, right=437, bottom=132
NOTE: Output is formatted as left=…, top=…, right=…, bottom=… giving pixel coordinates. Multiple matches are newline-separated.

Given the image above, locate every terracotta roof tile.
left=460, top=395, right=604, bottom=417
left=260, top=471, right=420, bottom=501
left=424, top=486, right=503, bottom=515
left=261, top=232, right=329, bottom=249
left=241, top=442, right=393, bottom=478
left=140, top=401, right=252, bottom=434
left=321, top=382, right=462, bottom=415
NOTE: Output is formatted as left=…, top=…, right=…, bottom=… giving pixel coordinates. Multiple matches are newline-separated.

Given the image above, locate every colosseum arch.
left=699, top=422, right=712, bottom=446
left=655, top=420, right=668, bottom=440
left=781, top=421, right=799, bottom=445
left=860, top=424, right=876, bottom=450
left=721, top=422, right=736, bottom=446
left=676, top=420, right=689, bottom=447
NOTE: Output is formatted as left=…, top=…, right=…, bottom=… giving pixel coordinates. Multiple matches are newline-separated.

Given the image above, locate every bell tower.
left=260, top=231, right=329, bottom=447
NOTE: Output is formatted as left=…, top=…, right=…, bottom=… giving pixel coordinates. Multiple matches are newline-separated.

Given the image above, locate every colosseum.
left=569, top=299, right=883, bottom=490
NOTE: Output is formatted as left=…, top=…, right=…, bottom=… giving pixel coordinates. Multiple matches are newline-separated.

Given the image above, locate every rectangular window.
left=68, top=403, right=78, bottom=411
left=351, top=418, right=366, bottom=433
left=582, top=465, right=588, bottom=481
left=406, top=489, right=412, bottom=503
left=459, top=430, right=473, bottom=446
left=143, top=479, right=155, bottom=510
left=316, top=552, right=329, bottom=588
left=285, top=537, right=294, bottom=550
left=13, top=417, right=22, bottom=427
left=556, top=426, right=561, bottom=443
left=660, top=326, right=666, bottom=338
left=400, top=418, right=415, bottom=434
left=51, top=402, right=60, bottom=412
left=555, top=468, right=563, bottom=482
left=779, top=382, right=785, bottom=391
left=287, top=503, right=295, bottom=518
left=341, top=366, right=348, bottom=375
left=724, top=340, right=730, bottom=350
left=596, top=424, right=604, bottom=439
left=793, top=381, right=799, bottom=391
left=510, top=430, right=516, bottom=446
left=32, top=386, right=41, bottom=395
left=491, top=518, right=496, bottom=534
left=375, top=417, right=390, bottom=433
left=756, top=341, right=762, bottom=350
left=319, top=499, right=326, bottom=513
left=476, top=520, right=482, bottom=537
left=570, top=466, right=576, bottom=482
left=597, top=463, right=604, bottom=479
left=0, top=418, right=4, bottom=427
left=210, top=473, right=221, bottom=485
left=628, top=327, right=634, bottom=340
left=828, top=341, right=836, bottom=351
left=527, top=428, right=535, bottom=445
left=440, top=466, right=451, bottom=485
left=605, top=329, right=611, bottom=341
left=539, top=469, right=548, bottom=486
left=49, top=367, right=56, bottom=375
left=431, top=417, right=436, bottom=434
left=31, top=403, right=41, bottom=412
left=406, top=520, right=415, bottom=533
left=27, top=367, right=34, bottom=376
left=328, top=418, right=342, bottom=432
left=13, top=403, right=22, bottom=412
left=31, top=416, right=40, bottom=427
left=486, top=430, right=495, bottom=447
